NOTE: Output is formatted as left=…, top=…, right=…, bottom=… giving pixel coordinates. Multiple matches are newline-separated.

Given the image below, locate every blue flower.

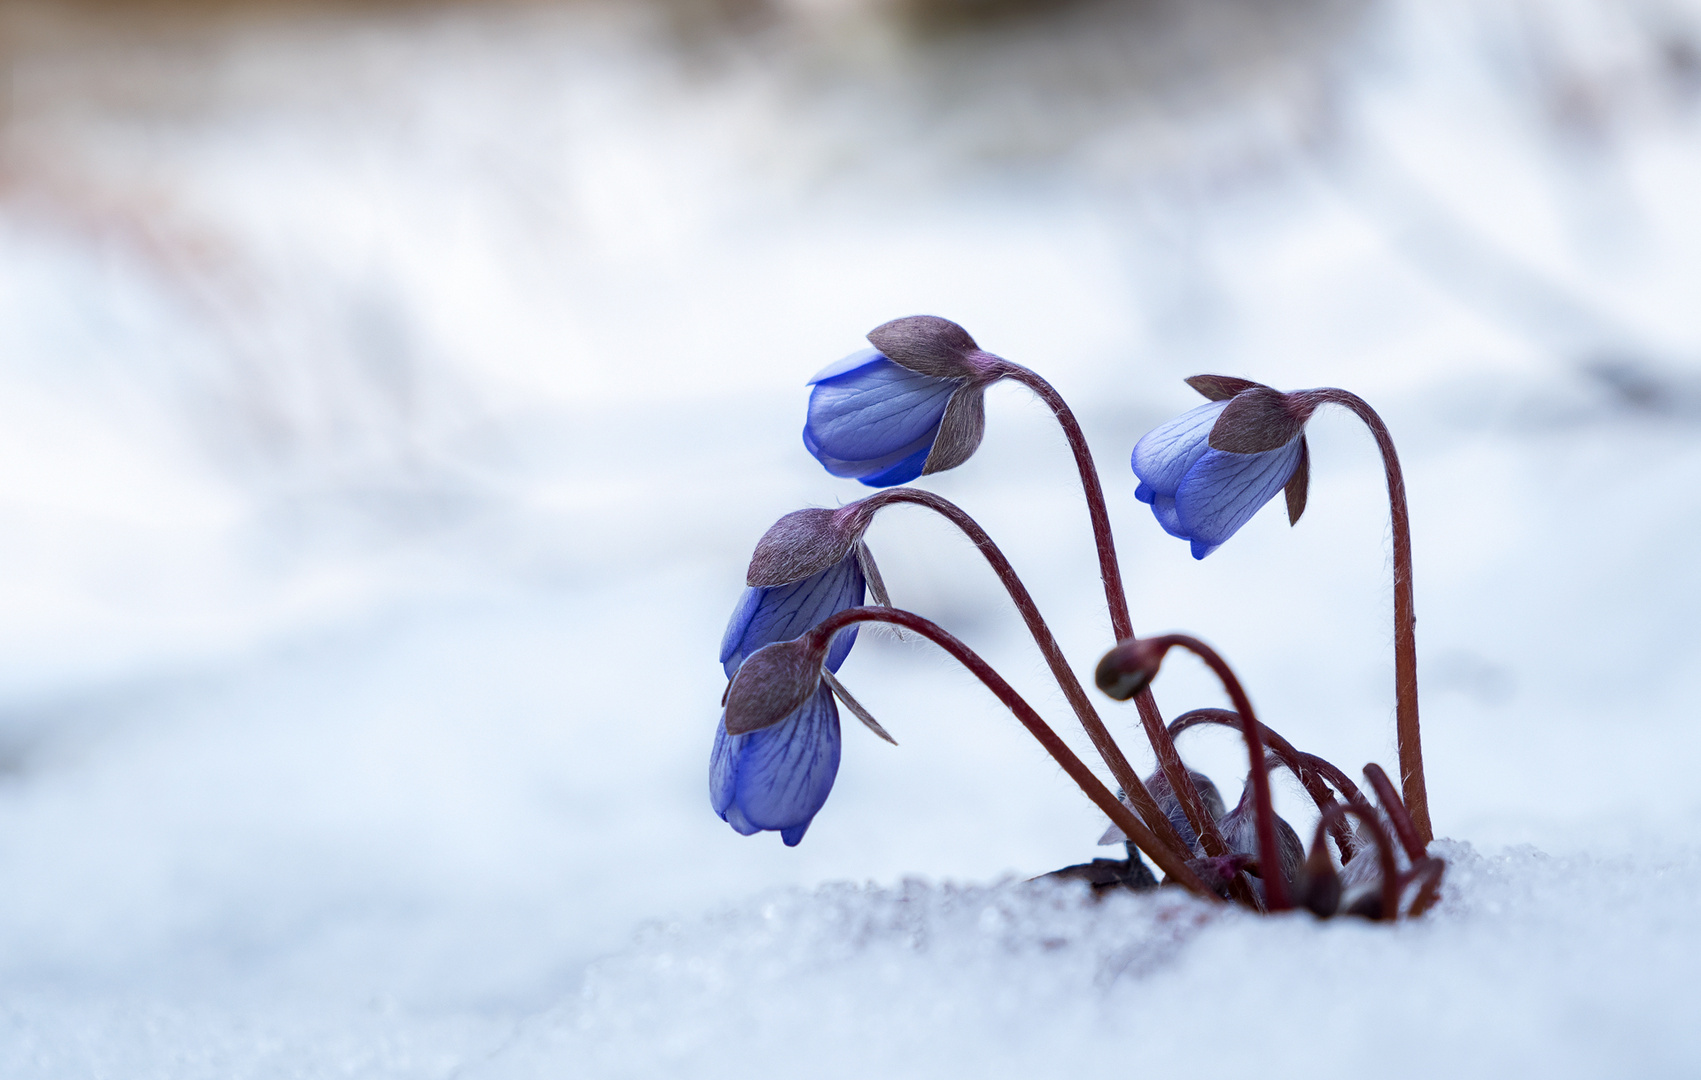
left=1131, top=379, right=1311, bottom=560
left=803, top=316, right=1002, bottom=488
left=710, top=552, right=866, bottom=845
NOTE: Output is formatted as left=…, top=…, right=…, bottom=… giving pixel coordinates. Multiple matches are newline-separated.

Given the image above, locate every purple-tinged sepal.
left=746, top=508, right=861, bottom=589
left=865, top=315, right=994, bottom=381
left=725, top=638, right=828, bottom=736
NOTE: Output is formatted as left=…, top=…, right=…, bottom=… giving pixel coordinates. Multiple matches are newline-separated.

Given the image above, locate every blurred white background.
left=1, top=0, right=1699, bottom=1072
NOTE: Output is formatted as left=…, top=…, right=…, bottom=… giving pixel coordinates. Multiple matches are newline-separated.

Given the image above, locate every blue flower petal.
left=718, top=586, right=765, bottom=669
left=802, top=421, right=939, bottom=482
left=710, top=715, right=738, bottom=816
left=1150, top=493, right=1188, bottom=539
left=1173, top=440, right=1304, bottom=556
left=807, top=347, right=885, bottom=385
left=1131, top=400, right=1229, bottom=497
left=805, top=358, right=956, bottom=469
left=854, top=442, right=933, bottom=488
left=721, top=554, right=867, bottom=678
left=730, top=684, right=842, bottom=838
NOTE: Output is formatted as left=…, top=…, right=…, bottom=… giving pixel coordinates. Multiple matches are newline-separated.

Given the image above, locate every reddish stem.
left=851, top=490, right=1196, bottom=865
left=1000, top=367, right=1224, bottom=859
left=1000, top=367, right=1132, bottom=642
left=1148, top=636, right=1291, bottom=910
left=805, top=607, right=1218, bottom=899
left=1361, top=763, right=1428, bottom=863
left=1403, top=858, right=1446, bottom=917
left=1299, top=388, right=1433, bottom=847
left=1169, top=709, right=1358, bottom=862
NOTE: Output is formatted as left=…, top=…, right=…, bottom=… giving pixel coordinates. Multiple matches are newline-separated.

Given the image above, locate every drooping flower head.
left=1131, top=376, right=1314, bottom=559
left=710, top=548, right=867, bottom=846
left=804, top=316, right=1006, bottom=487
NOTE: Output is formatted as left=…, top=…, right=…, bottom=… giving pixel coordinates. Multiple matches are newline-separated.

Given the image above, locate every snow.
left=1, top=0, right=1699, bottom=1074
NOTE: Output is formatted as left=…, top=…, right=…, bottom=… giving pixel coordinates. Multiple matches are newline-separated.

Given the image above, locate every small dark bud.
left=866, top=315, right=991, bottom=381
left=1207, top=386, right=1307, bottom=454
left=1094, top=638, right=1171, bottom=701
left=746, top=507, right=863, bottom=588
left=1185, top=374, right=1268, bottom=402
left=1297, top=844, right=1343, bottom=918
left=723, top=639, right=827, bottom=736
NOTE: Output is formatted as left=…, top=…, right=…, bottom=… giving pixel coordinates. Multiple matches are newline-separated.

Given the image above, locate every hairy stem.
left=998, top=367, right=1224, bottom=858
left=1301, top=388, right=1432, bottom=846
left=1361, top=763, right=1428, bottom=863
left=1149, top=636, right=1291, bottom=910
left=1169, top=709, right=1358, bottom=862
left=855, top=490, right=1196, bottom=863
left=806, top=607, right=1217, bottom=899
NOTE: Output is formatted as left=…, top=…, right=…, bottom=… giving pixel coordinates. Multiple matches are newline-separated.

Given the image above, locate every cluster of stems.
left=758, top=363, right=1441, bottom=916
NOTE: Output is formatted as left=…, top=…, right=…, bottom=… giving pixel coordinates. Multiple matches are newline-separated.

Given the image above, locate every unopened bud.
left=1297, top=844, right=1342, bottom=918
left=1094, top=638, right=1172, bottom=701
left=723, top=639, right=827, bottom=736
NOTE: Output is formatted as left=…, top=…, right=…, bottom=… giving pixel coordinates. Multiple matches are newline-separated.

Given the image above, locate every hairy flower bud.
left=1297, top=843, right=1343, bottom=918
left=1094, top=638, right=1172, bottom=701
left=724, top=639, right=828, bottom=736
left=865, top=315, right=991, bottom=380
left=746, top=508, right=864, bottom=588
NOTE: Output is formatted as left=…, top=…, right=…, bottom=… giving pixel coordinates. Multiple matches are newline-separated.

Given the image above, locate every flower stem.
left=1360, top=763, right=1428, bottom=863
left=806, top=606, right=1219, bottom=900
left=1000, top=367, right=1132, bottom=642
left=1302, top=389, right=1433, bottom=847
left=1147, top=635, right=1291, bottom=910
left=853, top=489, right=1199, bottom=865
left=1169, top=708, right=1358, bottom=863
left=998, top=367, right=1226, bottom=860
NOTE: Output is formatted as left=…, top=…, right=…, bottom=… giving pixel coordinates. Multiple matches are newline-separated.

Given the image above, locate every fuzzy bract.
left=1131, top=399, right=1305, bottom=559
left=711, top=553, right=866, bottom=845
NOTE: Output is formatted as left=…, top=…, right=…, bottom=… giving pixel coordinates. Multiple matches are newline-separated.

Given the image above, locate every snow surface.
left=1, top=0, right=1699, bottom=1074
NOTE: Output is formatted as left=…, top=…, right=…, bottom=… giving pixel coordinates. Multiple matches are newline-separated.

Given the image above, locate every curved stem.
left=1403, top=857, right=1446, bottom=918
left=1301, top=388, right=1432, bottom=846
left=995, top=367, right=1224, bottom=859
left=1150, top=636, right=1291, bottom=911
left=1361, top=763, right=1428, bottom=863
left=999, top=367, right=1132, bottom=641
left=854, top=489, right=1198, bottom=864
left=805, top=607, right=1218, bottom=900
left=1170, top=709, right=1358, bottom=862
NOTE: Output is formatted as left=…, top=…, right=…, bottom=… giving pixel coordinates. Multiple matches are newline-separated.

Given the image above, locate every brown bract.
left=1184, top=374, right=1268, bottom=401
left=746, top=507, right=861, bottom=588
left=1207, top=385, right=1306, bottom=454
left=921, top=383, right=987, bottom=474
left=723, top=639, right=826, bottom=736
left=866, top=314, right=988, bottom=380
